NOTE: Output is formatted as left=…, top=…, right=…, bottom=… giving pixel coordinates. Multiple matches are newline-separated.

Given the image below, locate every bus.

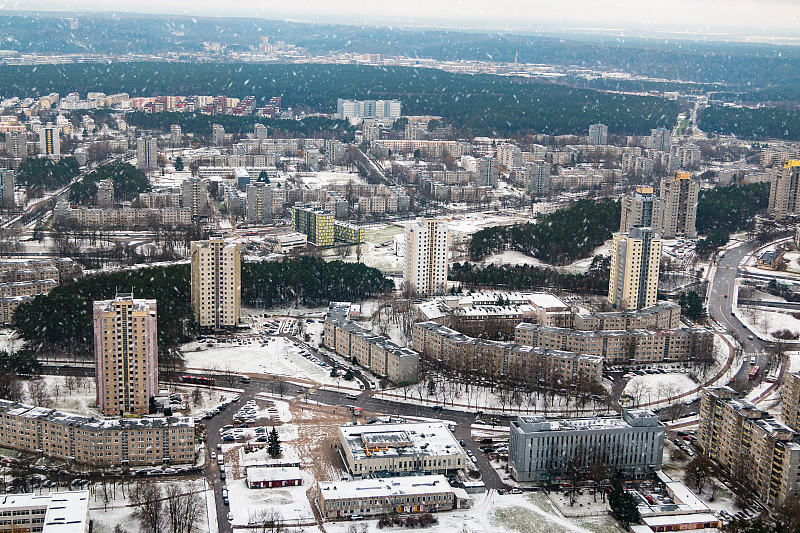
left=180, top=375, right=215, bottom=386
left=749, top=366, right=760, bottom=380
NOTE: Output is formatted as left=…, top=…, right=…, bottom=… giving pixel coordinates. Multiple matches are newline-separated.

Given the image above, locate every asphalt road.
left=706, top=240, right=772, bottom=382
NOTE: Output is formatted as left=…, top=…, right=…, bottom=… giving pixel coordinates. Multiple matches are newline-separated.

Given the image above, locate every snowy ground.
left=623, top=373, right=700, bottom=407
left=182, top=335, right=348, bottom=388
left=737, top=306, right=800, bottom=340
left=82, top=479, right=211, bottom=533
left=481, top=239, right=613, bottom=274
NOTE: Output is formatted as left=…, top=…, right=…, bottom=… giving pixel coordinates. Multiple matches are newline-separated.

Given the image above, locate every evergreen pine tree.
left=267, top=427, right=282, bottom=458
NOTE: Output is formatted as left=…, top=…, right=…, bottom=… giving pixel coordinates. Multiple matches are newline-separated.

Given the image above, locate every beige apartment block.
left=768, top=161, right=800, bottom=220
left=697, top=387, right=800, bottom=506
left=0, top=399, right=194, bottom=467
left=93, top=295, right=158, bottom=416
left=608, top=227, right=661, bottom=311
left=191, top=237, right=241, bottom=329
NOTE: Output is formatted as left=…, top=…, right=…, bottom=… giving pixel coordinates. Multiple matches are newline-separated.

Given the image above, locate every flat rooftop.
left=340, top=422, right=465, bottom=461
left=319, top=474, right=453, bottom=501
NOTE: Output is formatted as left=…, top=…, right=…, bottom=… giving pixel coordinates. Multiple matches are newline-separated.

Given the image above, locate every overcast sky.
left=4, top=0, right=799, bottom=35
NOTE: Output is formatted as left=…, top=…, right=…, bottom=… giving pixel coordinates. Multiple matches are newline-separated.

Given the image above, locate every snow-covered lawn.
left=623, top=372, right=699, bottom=406
left=88, top=479, right=211, bottom=533
left=737, top=306, right=800, bottom=340
left=182, top=336, right=339, bottom=386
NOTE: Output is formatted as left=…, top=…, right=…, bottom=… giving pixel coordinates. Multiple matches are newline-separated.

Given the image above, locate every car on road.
left=748, top=335, right=754, bottom=340
left=210, top=451, right=216, bottom=460
left=227, top=512, right=233, bottom=522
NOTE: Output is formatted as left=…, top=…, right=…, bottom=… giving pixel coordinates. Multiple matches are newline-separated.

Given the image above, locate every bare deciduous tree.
left=130, top=481, right=165, bottom=533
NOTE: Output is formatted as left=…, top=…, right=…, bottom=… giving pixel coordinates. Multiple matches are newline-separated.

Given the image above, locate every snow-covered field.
left=623, top=372, right=699, bottom=406
left=737, top=306, right=800, bottom=340
left=182, top=335, right=349, bottom=387
left=88, top=479, right=211, bottom=533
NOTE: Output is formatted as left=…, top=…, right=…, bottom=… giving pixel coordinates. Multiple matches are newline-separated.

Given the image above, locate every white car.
left=210, top=451, right=217, bottom=460
left=227, top=512, right=234, bottom=522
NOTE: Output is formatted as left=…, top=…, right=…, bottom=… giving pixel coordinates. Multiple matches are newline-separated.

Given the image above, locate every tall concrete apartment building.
left=475, top=156, right=499, bottom=188
left=698, top=387, right=800, bottom=506
left=608, top=227, right=662, bottom=311
left=0, top=169, right=14, bottom=207
left=588, top=123, right=608, bottom=146
left=404, top=219, right=450, bottom=296
left=246, top=181, right=280, bottom=223
left=96, top=179, right=114, bottom=208
left=190, top=237, right=241, bottom=329
left=181, top=178, right=209, bottom=218
left=293, top=204, right=334, bottom=246
left=620, top=186, right=661, bottom=233
left=5, top=130, right=26, bottom=161
left=650, top=127, right=671, bottom=152
left=659, top=171, right=699, bottom=238
left=782, top=372, right=800, bottom=433
left=136, top=136, right=157, bottom=170
left=526, top=161, right=551, bottom=195
left=38, top=124, right=60, bottom=158
left=212, top=124, right=226, bottom=146
left=170, top=124, right=182, bottom=146
left=509, top=410, right=664, bottom=482
left=93, top=294, right=158, bottom=416
left=768, top=160, right=800, bottom=220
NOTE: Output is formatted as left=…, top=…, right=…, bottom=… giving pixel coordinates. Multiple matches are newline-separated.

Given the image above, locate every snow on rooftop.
left=340, top=422, right=465, bottom=460
left=319, top=474, right=453, bottom=501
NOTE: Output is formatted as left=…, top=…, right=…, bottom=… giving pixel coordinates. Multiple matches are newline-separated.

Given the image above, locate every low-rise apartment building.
left=509, top=410, right=664, bottom=482
left=0, top=491, right=89, bottom=533
left=573, top=302, right=681, bottom=331
left=411, top=321, right=603, bottom=387
left=0, top=399, right=195, bottom=467
left=337, top=422, right=468, bottom=476
left=55, top=203, right=192, bottom=228
left=318, top=475, right=457, bottom=520
left=0, top=258, right=80, bottom=325
left=324, top=302, right=418, bottom=384
left=514, top=323, right=713, bottom=365
left=697, top=387, right=800, bottom=506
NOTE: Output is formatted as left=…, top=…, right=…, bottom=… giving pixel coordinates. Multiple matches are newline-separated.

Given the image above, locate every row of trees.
left=69, top=161, right=151, bottom=204
left=468, top=199, right=621, bottom=265
left=16, top=156, right=80, bottom=191
left=242, top=256, right=393, bottom=308
left=449, top=257, right=611, bottom=295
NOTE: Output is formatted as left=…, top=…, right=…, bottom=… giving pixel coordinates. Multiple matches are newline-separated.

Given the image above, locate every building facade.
left=782, top=372, right=800, bottom=433
left=323, top=302, right=418, bottom=384
left=337, top=422, right=468, bottom=476
left=588, top=123, right=608, bottom=146
left=181, top=178, right=209, bottom=218
left=650, top=127, right=671, bottom=152
left=526, top=161, right=551, bottom=195
left=509, top=410, right=664, bottom=482
left=0, top=399, right=194, bottom=467
left=411, top=321, right=603, bottom=387
left=697, top=387, right=800, bottom=506
left=93, top=295, right=158, bottom=416
left=136, top=136, right=157, bottom=170
left=190, top=237, right=241, bottom=329
left=39, top=125, right=60, bottom=158
left=404, top=219, right=450, bottom=296
left=318, top=475, right=456, bottom=520
left=620, top=186, right=661, bottom=233
left=514, top=323, right=713, bottom=365
left=293, top=204, right=334, bottom=247
left=768, top=160, right=800, bottom=220
left=0, top=491, right=89, bottom=533
left=658, top=171, right=699, bottom=238
left=608, top=227, right=662, bottom=311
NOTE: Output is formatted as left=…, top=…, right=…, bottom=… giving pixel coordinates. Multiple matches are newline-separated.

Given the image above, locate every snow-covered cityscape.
left=0, top=5, right=797, bottom=533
